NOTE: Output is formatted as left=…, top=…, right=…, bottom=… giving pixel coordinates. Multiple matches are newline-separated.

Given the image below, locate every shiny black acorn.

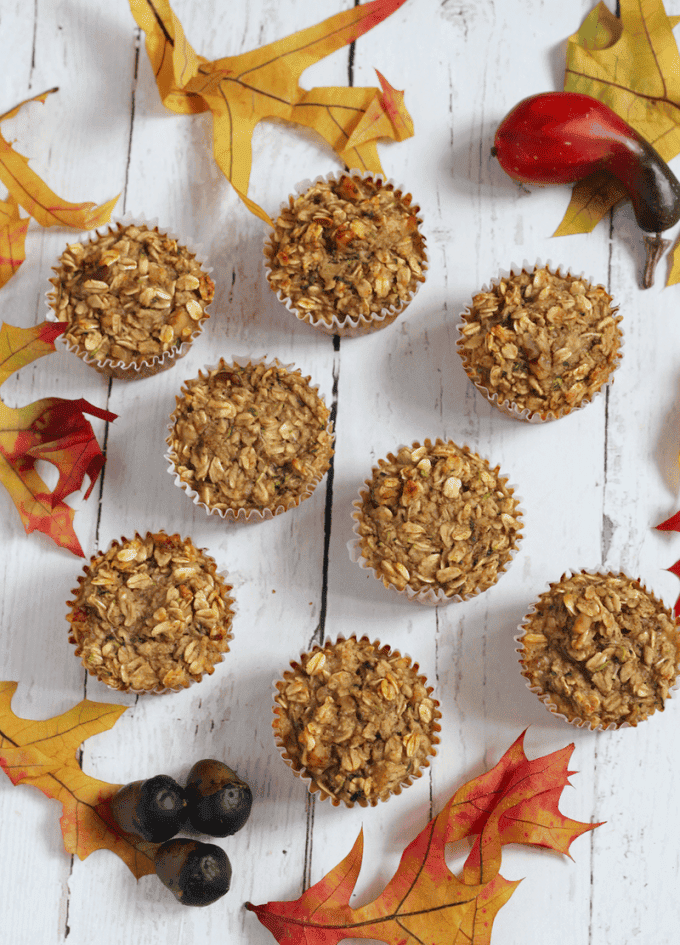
left=184, top=759, right=252, bottom=837
left=155, top=838, right=232, bottom=906
left=109, top=774, right=187, bottom=843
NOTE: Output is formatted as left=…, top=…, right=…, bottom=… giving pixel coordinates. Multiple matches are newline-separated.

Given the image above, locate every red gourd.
left=492, top=91, right=680, bottom=287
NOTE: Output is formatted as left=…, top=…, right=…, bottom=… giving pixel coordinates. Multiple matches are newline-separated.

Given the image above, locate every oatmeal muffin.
left=264, top=172, right=427, bottom=337
left=66, top=532, right=234, bottom=693
left=350, top=439, right=523, bottom=604
left=518, top=571, right=680, bottom=729
left=167, top=358, right=334, bottom=520
left=48, top=222, right=214, bottom=380
left=457, top=265, right=622, bottom=421
left=273, top=636, right=440, bottom=807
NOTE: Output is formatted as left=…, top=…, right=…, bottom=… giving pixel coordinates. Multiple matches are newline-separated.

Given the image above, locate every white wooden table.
left=2, top=1, right=680, bottom=942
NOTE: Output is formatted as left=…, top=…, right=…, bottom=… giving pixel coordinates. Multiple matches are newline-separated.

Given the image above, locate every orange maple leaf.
left=0, top=681, right=159, bottom=879
left=247, top=732, right=600, bottom=945
left=0, top=320, right=116, bottom=556
left=129, top=0, right=414, bottom=223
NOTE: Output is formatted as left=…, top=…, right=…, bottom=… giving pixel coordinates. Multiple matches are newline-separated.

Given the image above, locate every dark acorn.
left=155, top=838, right=232, bottom=907
left=109, top=774, right=187, bottom=843
left=184, top=759, right=253, bottom=837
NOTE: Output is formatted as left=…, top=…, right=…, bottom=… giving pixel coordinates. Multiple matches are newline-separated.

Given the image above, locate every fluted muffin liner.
left=272, top=634, right=441, bottom=808
left=46, top=214, right=214, bottom=381
left=516, top=567, right=680, bottom=731
left=66, top=531, right=235, bottom=695
left=166, top=356, right=335, bottom=522
left=264, top=170, right=428, bottom=338
left=348, top=438, right=524, bottom=606
left=456, top=260, right=624, bottom=423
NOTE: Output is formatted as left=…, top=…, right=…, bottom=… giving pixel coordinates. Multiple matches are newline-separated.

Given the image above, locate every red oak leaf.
left=0, top=320, right=116, bottom=556
left=247, top=732, right=598, bottom=945
left=0, top=681, right=157, bottom=879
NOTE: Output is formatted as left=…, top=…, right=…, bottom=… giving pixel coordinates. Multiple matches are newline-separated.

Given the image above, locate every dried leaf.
left=0, top=194, right=29, bottom=288
left=129, top=0, right=414, bottom=223
left=0, top=681, right=158, bottom=878
left=0, top=89, right=119, bottom=230
left=0, top=320, right=116, bottom=556
left=556, top=0, right=680, bottom=237
left=247, top=732, right=599, bottom=945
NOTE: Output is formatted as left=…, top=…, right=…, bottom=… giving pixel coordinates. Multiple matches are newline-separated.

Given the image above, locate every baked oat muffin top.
left=167, top=360, right=334, bottom=516
left=355, top=440, right=522, bottom=601
left=458, top=267, right=622, bottom=418
left=49, top=223, right=214, bottom=369
left=67, top=532, right=234, bottom=693
left=273, top=636, right=439, bottom=807
left=265, top=174, right=426, bottom=326
left=519, top=571, right=680, bottom=729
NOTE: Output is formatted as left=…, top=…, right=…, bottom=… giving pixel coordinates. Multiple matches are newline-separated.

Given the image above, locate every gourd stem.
left=642, top=233, right=671, bottom=289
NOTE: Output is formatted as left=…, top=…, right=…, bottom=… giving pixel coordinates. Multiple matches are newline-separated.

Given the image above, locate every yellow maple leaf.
left=0, top=681, right=158, bottom=879
left=555, top=0, right=680, bottom=239
left=129, top=0, right=414, bottom=224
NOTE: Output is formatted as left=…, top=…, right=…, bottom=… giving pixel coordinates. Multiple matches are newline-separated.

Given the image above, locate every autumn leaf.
left=555, top=0, right=680, bottom=239
left=247, top=732, right=599, bottom=945
left=0, top=681, right=161, bottom=878
left=0, top=88, right=118, bottom=229
left=129, top=0, right=414, bottom=224
left=0, top=320, right=116, bottom=556
left=0, top=88, right=119, bottom=289
left=0, top=194, right=29, bottom=288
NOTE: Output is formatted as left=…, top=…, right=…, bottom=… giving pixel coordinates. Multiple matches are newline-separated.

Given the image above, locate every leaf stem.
left=642, top=233, right=670, bottom=288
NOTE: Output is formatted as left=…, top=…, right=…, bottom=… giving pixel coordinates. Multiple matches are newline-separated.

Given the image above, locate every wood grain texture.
left=1, top=1, right=680, bottom=942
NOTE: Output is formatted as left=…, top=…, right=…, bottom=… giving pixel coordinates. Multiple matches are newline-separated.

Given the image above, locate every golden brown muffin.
left=519, top=571, right=680, bottom=729
left=167, top=359, right=334, bottom=519
left=67, top=532, right=234, bottom=693
left=48, top=222, right=214, bottom=379
left=458, top=265, right=622, bottom=421
left=273, top=636, right=440, bottom=807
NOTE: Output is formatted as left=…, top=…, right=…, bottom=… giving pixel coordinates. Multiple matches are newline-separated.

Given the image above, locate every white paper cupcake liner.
left=46, top=214, right=214, bottom=381
left=456, top=260, right=624, bottom=423
left=264, top=170, right=428, bottom=338
left=165, top=355, right=335, bottom=523
left=66, top=531, right=236, bottom=695
left=516, top=567, right=680, bottom=731
left=271, top=634, right=441, bottom=808
left=348, top=438, right=524, bottom=606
